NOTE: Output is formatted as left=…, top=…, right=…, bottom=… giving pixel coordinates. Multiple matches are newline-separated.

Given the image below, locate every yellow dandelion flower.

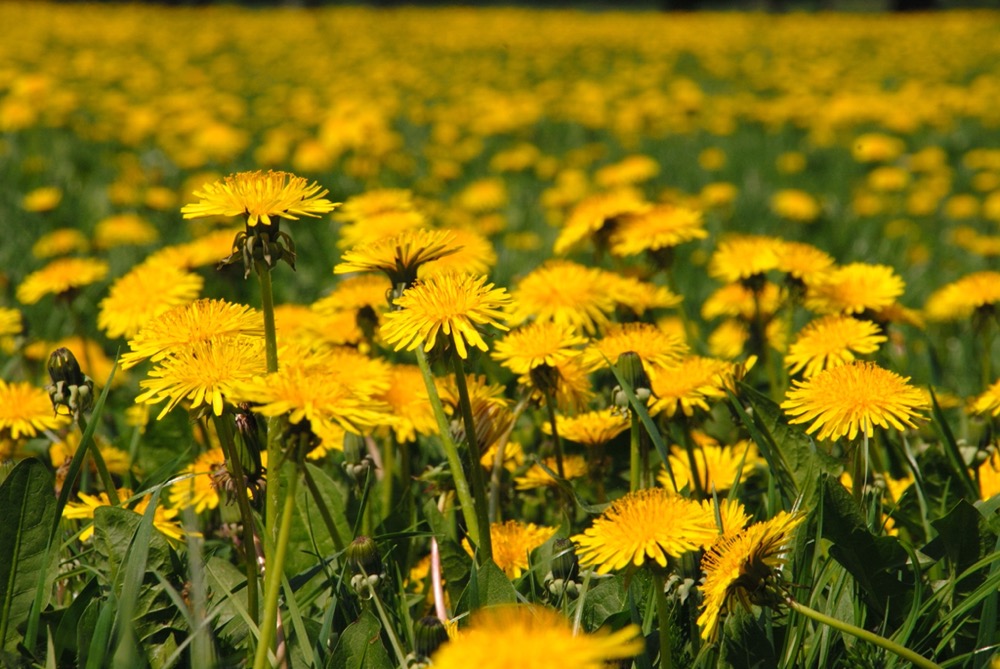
left=168, top=447, right=226, bottom=513
left=971, top=379, right=1000, bottom=418
left=49, top=432, right=131, bottom=477
left=698, top=511, right=806, bottom=641
left=518, top=358, right=596, bottom=413
left=181, top=170, right=337, bottom=227
left=337, top=209, right=427, bottom=251
left=462, top=521, right=556, bottom=579
left=136, top=337, right=267, bottom=419
left=853, top=133, right=905, bottom=163
left=31, top=228, right=88, bottom=259
left=925, top=271, right=1000, bottom=322
left=784, top=315, right=887, bottom=378
left=554, top=189, right=648, bottom=255
left=381, top=273, right=510, bottom=360
left=16, top=257, right=109, bottom=305
left=63, top=488, right=186, bottom=543
left=515, top=455, right=588, bottom=491
left=377, top=364, right=437, bottom=443
left=93, top=213, right=159, bottom=249
left=418, top=228, right=497, bottom=278
left=708, top=235, right=784, bottom=284
left=334, top=188, right=416, bottom=224
left=0, top=379, right=70, bottom=440
left=804, top=263, right=905, bottom=316
left=480, top=439, right=525, bottom=472
left=595, top=154, right=660, bottom=189
left=491, top=321, right=588, bottom=376
left=781, top=361, right=929, bottom=441
left=770, top=189, right=821, bottom=223
left=121, top=299, right=263, bottom=369
left=454, top=177, right=508, bottom=213
left=146, top=228, right=243, bottom=270
left=660, top=439, right=762, bottom=493
left=605, top=273, right=682, bottom=317
left=21, top=186, right=62, bottom=212
left=701, top=182, right=739, bottom=210
left=649, top=356, right=735, bottom=418
left=506, top=260, right=617, bottom=335
left=702, top=282, right=784, bottom=322
left=98, top=260, right=204, bottom=340
left=581, top=322, right=688, bottom=375
left=313, top=273, right=392, bottom=315
left=334, top=228, right=461, bottom=286
left=775, top=241, right=835, bottom=283
left=0, top=307, right=23, bottom=338
left=978, top=449, right=1000, bottom=501
left=547, top=409, right=629, bottom=448
left=609, top=203, right=707, bottom=257
left=430, top=605, right=642, bottom=669
left=573, top=488, right=717, bottom=574
left=700, top=498, right=752, bottom=542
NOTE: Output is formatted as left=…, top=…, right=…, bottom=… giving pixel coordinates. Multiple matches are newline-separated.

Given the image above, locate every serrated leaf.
left=328, top=609, right=393, bottom=669
left=0, top=458, right=56, bottom=651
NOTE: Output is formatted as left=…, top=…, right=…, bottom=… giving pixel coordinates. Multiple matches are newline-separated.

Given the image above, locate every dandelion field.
left=3, top=3, right=1000, bottom=668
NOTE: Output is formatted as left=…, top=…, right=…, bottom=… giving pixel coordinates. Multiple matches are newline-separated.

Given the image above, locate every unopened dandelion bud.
left=613, top=351, right=651, bottom=410
left=528, top=362, right=562, bottom=396
left=46, top=347, right=94, bottom=416
left=347, top=535, right=382, bottom=576
left=550, top=537, right=579, bottom=582
left=413, top=615, right=448, bottom=659
left=342, top=432, right=372, bottom=484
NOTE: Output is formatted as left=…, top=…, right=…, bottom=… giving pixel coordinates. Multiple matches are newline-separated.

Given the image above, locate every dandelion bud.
left=46, top=347, right=94, bottom=417
left=342, top=432, right=372, bottom=485
left=613, top=351, right=650, bottom=410
left=413, top=616, right=449, bottom=659
left=347, top=535, right=382, bottom=599
left=550, top=537, right=578, bottom=582
left=528, top=363, right=562, bottom=396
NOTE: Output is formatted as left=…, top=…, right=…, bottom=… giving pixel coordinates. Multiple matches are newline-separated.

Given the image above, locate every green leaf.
left=924, top=499, right=994, bottom=575
left=296, top=463, right=351, bottom=557
left=0, top=458, right=56, bottom=651
left=456, top=559, right=518, bottom=612
left=328, top=609, right=393, bottom=669
left=580, top=573, right=627, bottom=631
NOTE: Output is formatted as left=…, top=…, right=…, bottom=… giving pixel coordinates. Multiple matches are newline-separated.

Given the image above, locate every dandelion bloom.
left=16, top=257, right=109, bottom=305
left=381, top=273, right=510, bottom=359
left=334, top=188, right=416, bottom=224
left=605, top=273, right=682, bottom=316
left=31, top=228, right=88, bottom=259
left=430, top=605, right=642, bottom=669
left=649, top=356, right=736, bottom=418
left=336, top=209, right=427, bottom=250
left=515, top=455, right=588, bottom=490
left=804, top=263, right=905, bottom=316
left=978, top=450, right=1000, bottom=501
left=462, top=521, right=556, bottom=579
left=770, top=189, right=821, bottom=223
left=491, top=321, right=588, bottom=376
left=661, top=438, right=762, bottom=493
left=377, top=364, right=437, bottom=443
left=135, top=337, right=267, bottom=419
left=121, top=299, right=263, bottom=369
left=702, top=282, right=784, bottom=321
left=0, top=379, right=70, bottom=441
left=781, top=361, right=929, bottom=441
left=775, top=241, right=835, bottom=283
left=0, top=308, right=23, bottom=338
left=418, top=228, right=497, bottom=278
left=707, top=235, right=783, bottom=284
left=98, top=260, right=204, bottom=340
left=971, top=379, right=1000, bottom=417
left=93, top=213, right=159, bottom=249
left=168, top=447, right=227, bottom=513
left=553, top=189, right=648, bottom=255
left=334, top=228, right=461, bottom=287
left=506, top=260, right=617, bottom=335
left=582, top=322, right=688, bottom=375
left=784, top=315, right=887, bottom=378
left=63, top=488, right=185, bottom=543
left=21, top=186, right=62, bottom=212
left=181, top=170, right=337, bottom=227
left=698, top=511, right=805, bottom=641
left=548, top=409, right=629, bottom=448
left=924, top=271, right=1000, bottom=322
left=609, top=203, right=707, bottom=257
left=572, top=488, right=717, bottom=574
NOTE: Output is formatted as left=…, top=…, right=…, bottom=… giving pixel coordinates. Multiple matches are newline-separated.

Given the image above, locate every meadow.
left=1, top=2, right=1000, bottom=668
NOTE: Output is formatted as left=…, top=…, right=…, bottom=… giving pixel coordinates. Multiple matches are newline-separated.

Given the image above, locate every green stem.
left=414, top=348, right=482, bottom=553
left=630, top=411, right=642, bottom=492
left=785, top=597, right=942, bottom=669
left=76, top=414, right=119, bottom=506
left=449, top=345, right=493, bottom=563
left=302, top=465, right=346, bottom=552
left=381, top=436, right=395, bottom=514
left=542, top=387, right=566, bottom=479
left=366, top=568, right=409, bottom=669
left=253, top=435, right=303, bottom=669
left=256, top=264, right=281, bottom=547
left=212, top=414, right=260, bottom=626
left=852, top=433, right=868, bottom=505
left=654, top=572, right=674, bottom=669
left=489, top=395, right=530, bottom=523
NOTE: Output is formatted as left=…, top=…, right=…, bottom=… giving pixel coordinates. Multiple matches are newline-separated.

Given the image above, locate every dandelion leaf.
left=329, top=609, right=393, bottom=669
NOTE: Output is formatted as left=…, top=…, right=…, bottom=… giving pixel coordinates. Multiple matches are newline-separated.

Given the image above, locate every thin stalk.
left=630, top=411, right=642, bottom=492
left=365, top=568, right=409, bottom=669
left=414, top=347, right=482, bottom=552
left=76, top=414, right=119, bottom=507
left=654, top=572, right=674, bottom=669
left=489, top=395, right=530, bottom=523
left=256, top=264, right=281, bottom=546
left=381, top=436, right=395, bottom=514
left=785, top=596, right=942, bottom=669
left=852, top=433, right=868, bottom=505
left=253, top=434, right=303, bottom=669
left=448, top=345, right=494, bottom=563
left=542, top=387, right=566, bottom=479
left=679, top=424, right=705, bottom=500
left=212, top=414, right=260, bottom=626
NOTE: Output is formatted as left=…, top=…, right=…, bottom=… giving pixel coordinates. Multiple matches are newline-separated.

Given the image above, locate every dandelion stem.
left=654, top=572, right=674, bottom=669
left=489, top=394, right=530, bottom=523
left=212, top=413, right=260, bottom=628
left=76, top=414, right=119, bottom=507
left=542, top=387, right=566, bottom=479
left=414, top=347, right=483, bottom=555
left=630, top=410, right=642, bottom=492
left=785, top=596, right=942, bottom=669
left=449, top=345, right=494, bottom=563
left=255, top=263, right=281, bottom=547
left=365, top=566, right=409, bottom=669
left=301, top=465, right=346, bottom=552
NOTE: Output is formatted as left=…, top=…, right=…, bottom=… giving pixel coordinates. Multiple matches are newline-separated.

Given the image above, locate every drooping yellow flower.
left=702, top=282, right=784, bottom=322
left=781, top=361, right=929, bottom=442
left=784, top=315, right=887, bottom=378
left=661, top=438, right=762, bottom=494
left=514, top=455, right=588, bottom=490
left=506, top=260, right=617, bottom=335
left=16, top=257, right=109, bottom=305
left=804, top=263, right=905, bottom=316
left=0, top=379, right=70, bottom=440
left=548, top=409, right=629, bottom=448
left=334, top=228, right=461, bottom=287
left=462, top=520, right=556, bottom=579
left=181, top=170, right=338, bottom=227
left=63, top=488, right=186, bottom=543
left=572, top=488, right=717, bottom=574
left=121, top=299, right=263, bottom=369
left=608, top=202, right=707, bottom=257
left=381, top=273, right=511, bottom=359
left=491, top=321, right=588, bottom=376
left=700, top=498, right=752, bottom=542
left=98, top=259, right=204, bottom=340
left=135, top=337, right=267, bottom=419
left=430, top=605, right=642, bottom=669
left=924, top=271, right=1000, bottom=322
left=698, top=511, right=806, bottom=641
